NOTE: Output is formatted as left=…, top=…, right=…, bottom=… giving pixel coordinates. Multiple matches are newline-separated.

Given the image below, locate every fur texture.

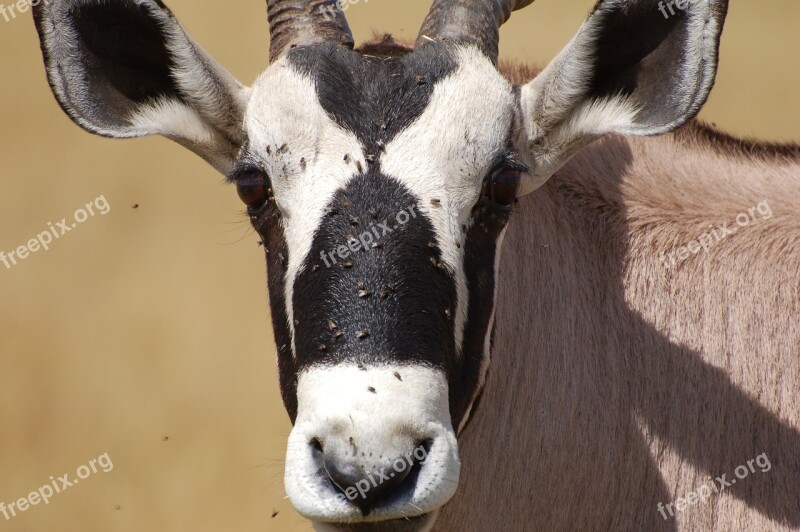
left=437, top=66, right=800, bottom=527
left=32, top=1, right=799, bottom=528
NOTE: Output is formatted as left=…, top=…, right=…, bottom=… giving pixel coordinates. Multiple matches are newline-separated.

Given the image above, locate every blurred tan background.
left=0, top=1, right=797, bottom=531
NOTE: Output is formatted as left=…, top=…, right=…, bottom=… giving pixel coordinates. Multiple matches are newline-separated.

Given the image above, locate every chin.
left=312, top=512, right=439, bottom=532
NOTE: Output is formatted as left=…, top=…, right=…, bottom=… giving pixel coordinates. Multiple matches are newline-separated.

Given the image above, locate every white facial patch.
left=380, top=46, right=516, bottom=357
left=244, top=56, right=367, bottom=357
left=285, top=365, right=460, bottom=523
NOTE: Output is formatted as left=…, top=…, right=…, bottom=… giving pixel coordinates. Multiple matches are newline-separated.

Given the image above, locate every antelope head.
left=33, top=0, right=727, bottom=529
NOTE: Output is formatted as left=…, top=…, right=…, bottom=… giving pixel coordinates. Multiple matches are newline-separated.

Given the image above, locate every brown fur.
left=437, top=78, right=800, bottom=532
left=353, top=37, right=800, bottom=530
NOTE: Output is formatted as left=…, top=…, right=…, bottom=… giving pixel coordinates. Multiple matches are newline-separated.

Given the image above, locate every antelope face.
left=33, top=0, right=727, bottom=529
left=239, top=41, right=523, bottom=527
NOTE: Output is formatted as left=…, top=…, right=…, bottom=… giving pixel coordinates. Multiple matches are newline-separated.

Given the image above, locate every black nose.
left=320, top=447, right=417, bottom=516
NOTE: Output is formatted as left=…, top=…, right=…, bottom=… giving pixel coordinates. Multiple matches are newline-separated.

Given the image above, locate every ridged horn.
left=416, top=0, right=536, bottom=62
left=267, top=0, right=355, bottom=62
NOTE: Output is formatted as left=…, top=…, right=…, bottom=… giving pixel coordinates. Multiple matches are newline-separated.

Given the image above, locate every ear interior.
left=519, top=0, right=729, bottom=191
left=35, top=0, right=185, bottom=135
left=33, top=0, right=249, bottom=173
left=73, top=2, right=178, bottom=111
left=586, top=3, right=711, bottom=131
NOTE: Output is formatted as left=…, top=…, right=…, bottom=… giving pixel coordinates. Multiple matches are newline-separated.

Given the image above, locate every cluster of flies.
left=254, top=143, right=456, bottom=355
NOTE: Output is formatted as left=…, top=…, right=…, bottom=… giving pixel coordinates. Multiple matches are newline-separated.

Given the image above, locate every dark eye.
left=486, top=167, right=522, bottom=209
left=235, top=169, right=270, bottom=210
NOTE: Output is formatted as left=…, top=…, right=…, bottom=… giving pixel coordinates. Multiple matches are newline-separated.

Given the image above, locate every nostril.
left=323, top=457, right=413, bottom=516
left=318, top=440, right=432, bottom=517
left=417, top=438, right=433, bottom=458
left=310, top=438, right=324, bottom=454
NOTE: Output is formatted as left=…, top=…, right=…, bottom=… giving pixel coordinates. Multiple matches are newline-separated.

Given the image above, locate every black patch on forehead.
left=292, top=173, right=457, bottom=370
left=287, top=42, right=458, bottom=156
left=274, top=41, right=509, bottom=422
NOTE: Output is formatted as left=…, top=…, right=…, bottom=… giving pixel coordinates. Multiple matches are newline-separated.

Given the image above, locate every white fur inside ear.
left=127, top=98, right=238, bottom=173
left=521, top=79, right=640, bottom=188
left=161, top=20, right=250, bottom=138
left=36, top=0, right=248, bottom=174
left=517, top=0, right=724, bottom=193
left=128, top=98, right=212, bottom=140
left=517, top=18, right=641, bottom=189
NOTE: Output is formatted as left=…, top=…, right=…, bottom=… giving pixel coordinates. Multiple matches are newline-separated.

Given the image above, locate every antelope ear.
left=519, top=0, right=729, bottom=193
left=33, top=0, right=250, bottom=174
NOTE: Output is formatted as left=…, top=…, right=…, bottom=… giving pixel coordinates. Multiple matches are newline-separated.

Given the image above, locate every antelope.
left=32, top=0, right=800, bottom=530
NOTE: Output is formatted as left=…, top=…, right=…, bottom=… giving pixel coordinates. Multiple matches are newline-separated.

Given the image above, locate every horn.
left=267, top=0, right=355, bottom=62
left=416, top=0, right=535, bottom=63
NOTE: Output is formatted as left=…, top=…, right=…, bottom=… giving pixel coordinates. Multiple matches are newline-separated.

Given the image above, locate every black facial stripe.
left=447, top=119, right=519, bottom=428
left=263, top=41, right=511, bottom=426
left=449, top=204, right=510, bottom=428
left=292, top=172, right=457, bottom=370
left=256, top=204, right=298, bottom=421
left=287, top=42, right=458, bottom=158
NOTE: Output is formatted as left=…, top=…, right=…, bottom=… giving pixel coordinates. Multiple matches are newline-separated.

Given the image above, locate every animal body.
left=32, top=0, right=800, bottom=530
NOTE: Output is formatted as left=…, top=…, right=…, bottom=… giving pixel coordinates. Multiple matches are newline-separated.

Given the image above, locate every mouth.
left=314, top=512, right=437, bottom=532
left=285, top=365, right=460, bottom=525
left=322, top=437, right=433, bottom=514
